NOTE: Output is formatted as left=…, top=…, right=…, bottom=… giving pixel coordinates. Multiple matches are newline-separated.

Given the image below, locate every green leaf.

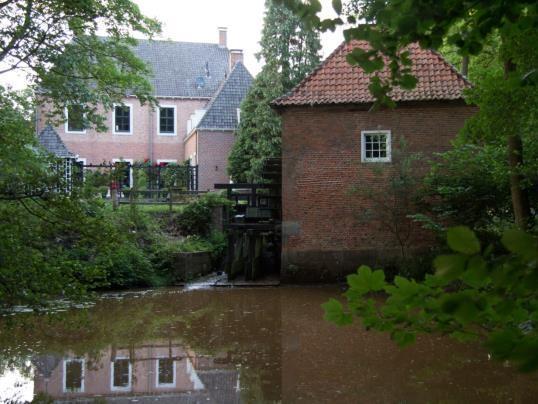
left=347, top=265, right=386, bottom=295
left=322, top=298, right=353, bottom=326
left=461, top=255, right=488, bottom=288
left=502, top=229, right=538, bottom=260
left=447, top=226, right=481, bottom=255
left=399, top=74, right=418, bottom=89
left=331, top=0, right=342, bottom=14
left=434, top=254, right=467, bottom=280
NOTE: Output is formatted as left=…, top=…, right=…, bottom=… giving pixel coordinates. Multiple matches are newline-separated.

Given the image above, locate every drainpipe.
left=148, top=105, right=154, bottom=161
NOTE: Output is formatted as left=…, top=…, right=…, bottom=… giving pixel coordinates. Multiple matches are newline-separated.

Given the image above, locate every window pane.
left=363, top=132, right=389, bottom=161
left=67, top=105, right=84, bottom=132
left=160, top=107, right=175, bottom=133
left=65, top=360, right=83, bottom=391
left=115, top=106, right=131, bottom=132
left=158, top=359, right=174, bottom=385
left=113, top=359, right=130, bottom=388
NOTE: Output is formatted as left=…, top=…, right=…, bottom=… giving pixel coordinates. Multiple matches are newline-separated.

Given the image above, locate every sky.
left=0, top=0, right=343, bottom=89
left=134, top=0, right=343, bottom=75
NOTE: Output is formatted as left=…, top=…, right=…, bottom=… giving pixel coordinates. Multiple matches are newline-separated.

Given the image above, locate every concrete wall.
left=38, top=97, right=208, bottom=164
left=279, top=101, right=477, bottom=282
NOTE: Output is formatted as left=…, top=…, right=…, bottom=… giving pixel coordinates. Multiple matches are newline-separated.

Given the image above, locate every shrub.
left=175, top=193, right=230, bottom=237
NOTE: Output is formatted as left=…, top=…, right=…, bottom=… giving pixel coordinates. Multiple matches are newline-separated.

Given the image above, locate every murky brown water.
left=1, top=286, right=537, bottom=403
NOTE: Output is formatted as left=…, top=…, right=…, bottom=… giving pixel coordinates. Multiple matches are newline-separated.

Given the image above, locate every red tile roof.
left=272, top=40, right=471, bottom=106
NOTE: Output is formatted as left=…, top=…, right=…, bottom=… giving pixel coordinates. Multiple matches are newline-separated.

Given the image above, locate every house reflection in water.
left=32, top=341, right=241, bottom=403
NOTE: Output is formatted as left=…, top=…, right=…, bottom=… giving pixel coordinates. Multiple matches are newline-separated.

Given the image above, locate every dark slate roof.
left=273, top=40, right=471, bottom=106
left=198, top=369, right=241, bottom=404
left=196, top=62, right=253, bottom=130
left=132, top=39, right=230, bottom=98
left=38, top=125, right=74, bottom=157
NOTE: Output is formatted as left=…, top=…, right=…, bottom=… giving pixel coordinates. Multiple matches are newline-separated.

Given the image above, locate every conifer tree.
left=228, top=0, right=321, bottom=182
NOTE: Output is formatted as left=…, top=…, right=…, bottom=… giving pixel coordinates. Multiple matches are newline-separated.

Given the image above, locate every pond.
left=1, top=286, right=537, bottom=403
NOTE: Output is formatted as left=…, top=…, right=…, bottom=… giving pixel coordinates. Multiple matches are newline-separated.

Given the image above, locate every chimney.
left=230, top=49, right=244, bottom=70
left=218, top=27, right=227, bottom=48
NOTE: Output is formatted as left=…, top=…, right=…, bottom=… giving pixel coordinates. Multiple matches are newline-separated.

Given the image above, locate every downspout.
left=148, top=105, right=154, bottom=161
left=34, top=104, right=39, bottom=136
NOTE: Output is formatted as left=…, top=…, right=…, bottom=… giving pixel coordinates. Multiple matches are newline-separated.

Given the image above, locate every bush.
left=174, top=193, right=230, bottom=237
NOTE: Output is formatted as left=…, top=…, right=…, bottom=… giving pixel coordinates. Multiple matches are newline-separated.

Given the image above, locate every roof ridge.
left=272, top=40, right=471, bottom=106
left=104, top=35, right=225, bottom=48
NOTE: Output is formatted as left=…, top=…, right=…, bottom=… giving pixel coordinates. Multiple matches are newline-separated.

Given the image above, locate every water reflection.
left=1, top=287, right=538, bottom=403
left=32, top=344, right=239, bottom=402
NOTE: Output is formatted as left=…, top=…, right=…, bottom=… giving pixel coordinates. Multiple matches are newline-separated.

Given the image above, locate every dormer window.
left=113, top=104, right=132, bottom=134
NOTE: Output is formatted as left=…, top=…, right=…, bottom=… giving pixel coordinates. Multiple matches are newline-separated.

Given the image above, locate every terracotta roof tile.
left=272, top=40, right=471, bottom=106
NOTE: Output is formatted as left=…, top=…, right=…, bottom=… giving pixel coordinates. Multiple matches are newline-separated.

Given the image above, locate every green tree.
left=0, top=0, right=160, bottom=306
left=228, top=0, right=321, bottom=182
left=0, top=0, right=160, bottom=129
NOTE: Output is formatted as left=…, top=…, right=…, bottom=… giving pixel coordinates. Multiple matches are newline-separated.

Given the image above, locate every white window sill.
left=113, top=131, right=133, bottom=136
left=361, top=158, right=391, bottom=163
left=158, top=132, right=177, bottom=136
left=65, top=130, right=86, bottom=134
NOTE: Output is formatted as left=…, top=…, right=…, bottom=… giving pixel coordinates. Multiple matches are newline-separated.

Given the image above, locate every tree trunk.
left=504, top=60, right=531, bottom=228
left=507, top=134, right=531, bottom=228
left=461, top=56, right=469, bottom=77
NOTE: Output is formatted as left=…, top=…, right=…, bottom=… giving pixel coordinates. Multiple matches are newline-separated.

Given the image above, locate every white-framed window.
left=361, top=130, right=392, bottom=163
left=65, top=105, right=86, bottom=134
left=112, top=158, right=133, bottom=188
left=158, top=105, right=177, bottom=136
left=155, top=358, right=176, bottom=387
left=110, top=357, right=132, bottom=392
left=63, top=358, right=85, bottom=393
left=113, top=103, right=133, bottom=135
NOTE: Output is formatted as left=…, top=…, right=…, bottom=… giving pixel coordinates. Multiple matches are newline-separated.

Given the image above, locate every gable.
left=38, top=125, right=74, bottom=158
left=196, top=62, right=253, bottom=131
left=272, top=40, right=471, bottom=106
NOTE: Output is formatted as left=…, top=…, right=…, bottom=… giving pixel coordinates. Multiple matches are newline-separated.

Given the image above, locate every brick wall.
left=196, top=130, right=235, bottom=191
left=280, top=101, right=477, bottom=282
left=38, top=97, right=208, bottom=164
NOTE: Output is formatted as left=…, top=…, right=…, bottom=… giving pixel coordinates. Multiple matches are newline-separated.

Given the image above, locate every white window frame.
left=63, top=358, right=85, bottom=393
left=64, top=106, right=86, bottom=134
left=155, top=358, right=176, bottom=388
left=112, top=158, right=134, bottom=188
left=361, top=130, right=392, bottom=163
left=110, top=357, right=132, bottom=392
left=156, top=159, right=177, bottom=165
left=157, top=105, right=177, bottom=136
left=113, top=103, right=133, bottom=135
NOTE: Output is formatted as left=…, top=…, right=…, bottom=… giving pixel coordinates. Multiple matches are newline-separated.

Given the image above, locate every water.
left=1, top=286, right=537, bottom=403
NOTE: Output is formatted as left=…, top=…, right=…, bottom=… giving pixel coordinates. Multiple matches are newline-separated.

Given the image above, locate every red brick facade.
left=279, top=101, right=477, bottom=281
left=189, top=130, right=235, bottom=191
left=37, top=97, right=208, bottom=165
